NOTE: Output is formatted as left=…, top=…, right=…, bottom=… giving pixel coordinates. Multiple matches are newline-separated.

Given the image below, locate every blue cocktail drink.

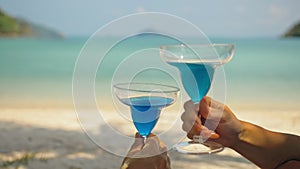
left=114, top=83, right=179, bottom=138
left=121, top=96, right=174, bottom=137
left=160, top=44, right=234, bottom=154
left=168, top=62, right=214, bottom=103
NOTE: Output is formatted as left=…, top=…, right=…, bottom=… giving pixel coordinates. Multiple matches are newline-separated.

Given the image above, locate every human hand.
left=181, top=96, right=243, bottom=148
left=121, top=133, right=171, bottom=169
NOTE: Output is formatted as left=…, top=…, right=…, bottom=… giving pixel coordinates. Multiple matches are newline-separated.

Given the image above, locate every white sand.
left=0, top=107, right=299, bottom=169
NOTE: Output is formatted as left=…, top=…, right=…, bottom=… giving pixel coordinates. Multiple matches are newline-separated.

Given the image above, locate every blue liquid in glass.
left=168, top=62, right=214, bottom=103
left=121, top=96, right=173, bottom=137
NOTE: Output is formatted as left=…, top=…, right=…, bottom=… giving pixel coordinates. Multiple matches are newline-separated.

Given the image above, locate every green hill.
left=0, top=9, right=21, bottom=36
left=0, top=9, right=64, bottom=39
left=284, top=21, right=300, bottom=37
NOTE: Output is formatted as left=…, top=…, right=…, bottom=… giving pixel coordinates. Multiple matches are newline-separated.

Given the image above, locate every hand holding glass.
left=160, top=44, right=234, bottom=154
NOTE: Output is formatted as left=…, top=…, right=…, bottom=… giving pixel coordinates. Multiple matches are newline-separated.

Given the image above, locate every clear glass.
left=160, top=44, right=234, bottom=154
left=114, top=82, right=180, bottom=140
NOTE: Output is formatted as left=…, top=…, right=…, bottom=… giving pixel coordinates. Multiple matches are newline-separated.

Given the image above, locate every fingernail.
left=194, top=124, right=202, bottom=131
left=210, top=132, right=220, bottom=139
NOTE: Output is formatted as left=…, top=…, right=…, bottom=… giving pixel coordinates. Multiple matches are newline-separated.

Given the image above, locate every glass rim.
left=113, top=82, right=180, bottom=93
left=159, top=43, right=235, bottom=64
left=160, top=43, right=234, bottom=49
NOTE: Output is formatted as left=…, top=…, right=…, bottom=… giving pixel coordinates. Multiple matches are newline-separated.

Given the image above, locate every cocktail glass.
left=160, top=44, right=234, bottom=154
left=114, top=83, right=179, bottom=140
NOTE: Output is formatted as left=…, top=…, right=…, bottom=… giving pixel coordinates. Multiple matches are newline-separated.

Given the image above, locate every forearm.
left=231, top=121, right=300, bottom=169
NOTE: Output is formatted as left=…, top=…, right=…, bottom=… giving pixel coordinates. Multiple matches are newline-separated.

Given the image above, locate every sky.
left=1, top=0, right=300, bottom=38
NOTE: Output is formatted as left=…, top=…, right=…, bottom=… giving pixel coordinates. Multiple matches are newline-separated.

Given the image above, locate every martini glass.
left=114, top=83, right=179, bottom=140
left=160, top=44, right=234, bottom=154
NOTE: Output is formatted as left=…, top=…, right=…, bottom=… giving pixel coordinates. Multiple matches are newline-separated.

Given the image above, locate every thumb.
left=199, top=96, right=211, bottom=119
left=126, top=133, right=145, bottom=157
left=145, top=134, right=167, bottom=154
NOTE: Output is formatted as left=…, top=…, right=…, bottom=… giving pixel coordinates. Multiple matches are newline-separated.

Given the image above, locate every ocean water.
left=0, top=37, right=300, bottom=109
left=220, top=38, right=300, bottom=109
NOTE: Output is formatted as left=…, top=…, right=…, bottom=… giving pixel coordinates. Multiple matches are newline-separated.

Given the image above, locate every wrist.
left=230, top=120, right=257, bottom=149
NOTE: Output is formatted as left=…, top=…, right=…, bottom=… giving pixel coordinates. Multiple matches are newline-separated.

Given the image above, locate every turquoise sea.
left=0, top=37, right=300, bottom=110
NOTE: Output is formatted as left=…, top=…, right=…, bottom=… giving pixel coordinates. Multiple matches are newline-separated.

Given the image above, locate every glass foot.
left=173, top=141, right=224, bottom=155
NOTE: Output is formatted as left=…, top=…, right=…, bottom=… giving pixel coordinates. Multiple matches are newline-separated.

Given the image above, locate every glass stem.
left=142, top=136, right=147, bottom=144
left=193, top=135, right=204, bottom=143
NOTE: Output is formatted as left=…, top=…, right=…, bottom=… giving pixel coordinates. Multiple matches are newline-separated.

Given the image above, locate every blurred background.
left=1, top=0, right=300, bottom=37
left=0, top=1, right=300, bottom=169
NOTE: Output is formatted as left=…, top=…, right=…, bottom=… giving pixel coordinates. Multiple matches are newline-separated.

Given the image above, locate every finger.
left=187, top=124, right=220, bottom=140
left=146, top=135, right=167, bottom=153
left=186, top=124, right=204, bottom=139
left=201, top=128, right=220, bottom=139
left=187, top=129, right=198, bottom=139
left=143, top=135, right=160, bottom=152
left=127, top=133, right=144, bottom=157
left=182, top=120, right=192, bottom=132
left=182, top=119, right=202, bottom=132
left=210, top=132, right=220, bottom=139
left=133, top=135, right=167, bottom=158
left=131, top=136, right=144, bottom=150
left=147, top=133, right=156, bottom=138
left=201, top=96, right=212, bottom=106
left=181, top=109, right=202, bottom=133
left=203, top=107, right=223, bottom=127
left=202, top=96, right=226, bottom=110
left=181, top=110, right=201, bottom=124
left=183, top=100, right=195, bottom=111
left=135, top=132, right=143, bottom=138
left=199, top=98, right=224, bottom=122
left=199, top=96, right=211, bottom=119
left=210, top=99, right=226, bottom=110
left=181, top=102, right=201, bottom=121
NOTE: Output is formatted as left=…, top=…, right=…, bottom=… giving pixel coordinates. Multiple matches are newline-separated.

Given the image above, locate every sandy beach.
left=1, top=106, right=299, bottom=169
